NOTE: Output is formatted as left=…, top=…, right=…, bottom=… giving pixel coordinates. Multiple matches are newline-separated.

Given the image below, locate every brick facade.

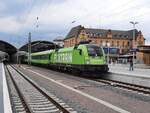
left=64, top=25, right=145, bottom=55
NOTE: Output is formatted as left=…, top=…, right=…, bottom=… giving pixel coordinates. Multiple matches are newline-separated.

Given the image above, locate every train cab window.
left=87, top=45, right=103, bottom=57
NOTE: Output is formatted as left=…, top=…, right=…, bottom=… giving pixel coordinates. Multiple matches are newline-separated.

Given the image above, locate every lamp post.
left=130, top=21, right=138, bottom=68
left=17, top=49, right=19, bottom=64
left=28, top=17, right=39, bottom=66
left=28, top=32, right=31, bottom=66
left=17, top=49, right=21, bottom=67
left=107, top=42, right=110, bottom=64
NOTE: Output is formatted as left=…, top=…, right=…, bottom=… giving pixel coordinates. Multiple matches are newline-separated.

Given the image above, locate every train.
left=24, top=43, right=109, bottom=74
left=0, top=51, right=9, bottom=62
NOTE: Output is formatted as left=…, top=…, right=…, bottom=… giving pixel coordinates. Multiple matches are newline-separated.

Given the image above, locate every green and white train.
left=24, top=43, right=109, bottom=74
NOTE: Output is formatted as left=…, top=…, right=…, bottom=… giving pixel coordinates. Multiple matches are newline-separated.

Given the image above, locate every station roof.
left=65, top=25, right=139, bottom=40
left=19, top=40, right=59, bottom=53
left=0, top=40, right=17, bottom=55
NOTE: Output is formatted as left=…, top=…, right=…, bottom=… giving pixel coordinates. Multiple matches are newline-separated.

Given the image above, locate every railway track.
left=93, top=77, right=150, bottom=95
left=5, top=64, right=77, bottom=113
left=14, top=64, right=150, bottom=96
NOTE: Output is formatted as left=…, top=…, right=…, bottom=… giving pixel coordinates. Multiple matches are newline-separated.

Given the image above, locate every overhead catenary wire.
left=105, top=10, right=150, bottom=28
left=17, top=0, right=48, bottom=46
left=76, top=0, right=150, bottom=29
left=14, top=0, right=150, bottom=45
left=75, top=0, right=135, bottom=23
left=15, top=0, right=38, bottom=47
left=20, top=0, right=38, bottom=32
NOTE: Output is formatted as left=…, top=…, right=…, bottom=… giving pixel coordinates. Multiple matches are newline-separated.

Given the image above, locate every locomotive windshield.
left=87, top=45, right=103, bottom=57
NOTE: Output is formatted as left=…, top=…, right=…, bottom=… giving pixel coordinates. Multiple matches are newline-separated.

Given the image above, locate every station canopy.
left=0, top=40, right=17, bottom=55
left=19, top=40, right=59, bottom=53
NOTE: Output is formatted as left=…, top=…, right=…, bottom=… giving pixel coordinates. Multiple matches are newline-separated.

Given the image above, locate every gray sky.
left=0, top=0, right=150, bottom=47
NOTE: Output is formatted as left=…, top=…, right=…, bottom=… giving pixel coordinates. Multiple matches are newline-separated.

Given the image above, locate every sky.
left=0, top=0, right=150, bottom=48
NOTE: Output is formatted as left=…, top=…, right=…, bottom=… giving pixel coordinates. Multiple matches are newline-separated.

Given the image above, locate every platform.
left=109, top=64, right=150, bottom=78
left=0, top=63, right=12, bottom=113
left=108, top=64, right=150, bottom=87
left=0, top=63, right=4, bottom=113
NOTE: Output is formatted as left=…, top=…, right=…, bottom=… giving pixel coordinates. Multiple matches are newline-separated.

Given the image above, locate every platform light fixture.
left=107, top=42, right=110, bottom=64
left=130, top=21, right=138, bottom=69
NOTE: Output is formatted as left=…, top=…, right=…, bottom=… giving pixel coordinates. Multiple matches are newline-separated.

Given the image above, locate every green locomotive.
left=27, top=43, right=109, bottom=73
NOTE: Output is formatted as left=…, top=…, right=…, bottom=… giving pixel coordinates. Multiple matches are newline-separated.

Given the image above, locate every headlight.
left=86, top=61, right=90, bottom=64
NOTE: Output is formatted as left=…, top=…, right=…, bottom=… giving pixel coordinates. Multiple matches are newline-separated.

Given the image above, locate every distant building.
left=20, top=40, right=58, bottom=53
left=64, top=25, right=146, bottom=64
left=64, top=25, right=145, bottom=55
left=53, top=38, right=64, bottom=47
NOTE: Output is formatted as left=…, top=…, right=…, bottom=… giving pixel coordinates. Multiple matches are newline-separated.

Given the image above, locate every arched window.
left=112, top=41, right=114, bottom=47
left=117, top=41, right=119, bottom=47
left=100, top=40, right=103, bottom=45
left=122, top=41, right=124, bottom=47
left=127, top=41, right=130, bottom=46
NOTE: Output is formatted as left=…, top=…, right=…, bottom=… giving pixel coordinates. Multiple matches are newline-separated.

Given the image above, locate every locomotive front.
left=79, top=44, right=109, bottom=73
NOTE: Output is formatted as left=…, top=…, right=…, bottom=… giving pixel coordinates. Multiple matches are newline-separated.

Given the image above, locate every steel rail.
left=5, top=65, right=32, bottom=113
left=9, top=64, right=72, bottom=113
left=17, top=64, right=150, bottom=95
left=93, top=78, right=150, bottom=95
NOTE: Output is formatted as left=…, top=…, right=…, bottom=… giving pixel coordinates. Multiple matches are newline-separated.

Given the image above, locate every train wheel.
left=72, top=69, right=81, bottom=76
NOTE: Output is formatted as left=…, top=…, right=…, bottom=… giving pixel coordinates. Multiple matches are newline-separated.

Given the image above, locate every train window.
left=32, top=56, right=35, bottom=59
left=32, top=54, right=49, bottom=60
left=87, top=45, right=103, bottom=57
left=41, top=54, right=48, bottom=60
left=49, top=54, right=52, bottom=60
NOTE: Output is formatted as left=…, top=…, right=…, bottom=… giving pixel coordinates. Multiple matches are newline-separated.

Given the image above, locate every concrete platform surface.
left=109, top=64, right=150, bottom=78
left=0, top=63, right=4, bottom=113
left=0, top=63, right=12, bottom=113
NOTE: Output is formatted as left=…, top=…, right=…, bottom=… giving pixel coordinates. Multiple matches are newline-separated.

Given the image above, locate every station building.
left=0, top=40, right=58, bottom=63
left=53, top=38, right=64, bottom=47
left=64, top=25, right=145, bottom=53
left=0, top=40, right=17, bottom=62
left=18, top=40, right=59, bottom=63
left=64, top=25, right=149, bottom=64
left=19, top=40, right=58, bottom=53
